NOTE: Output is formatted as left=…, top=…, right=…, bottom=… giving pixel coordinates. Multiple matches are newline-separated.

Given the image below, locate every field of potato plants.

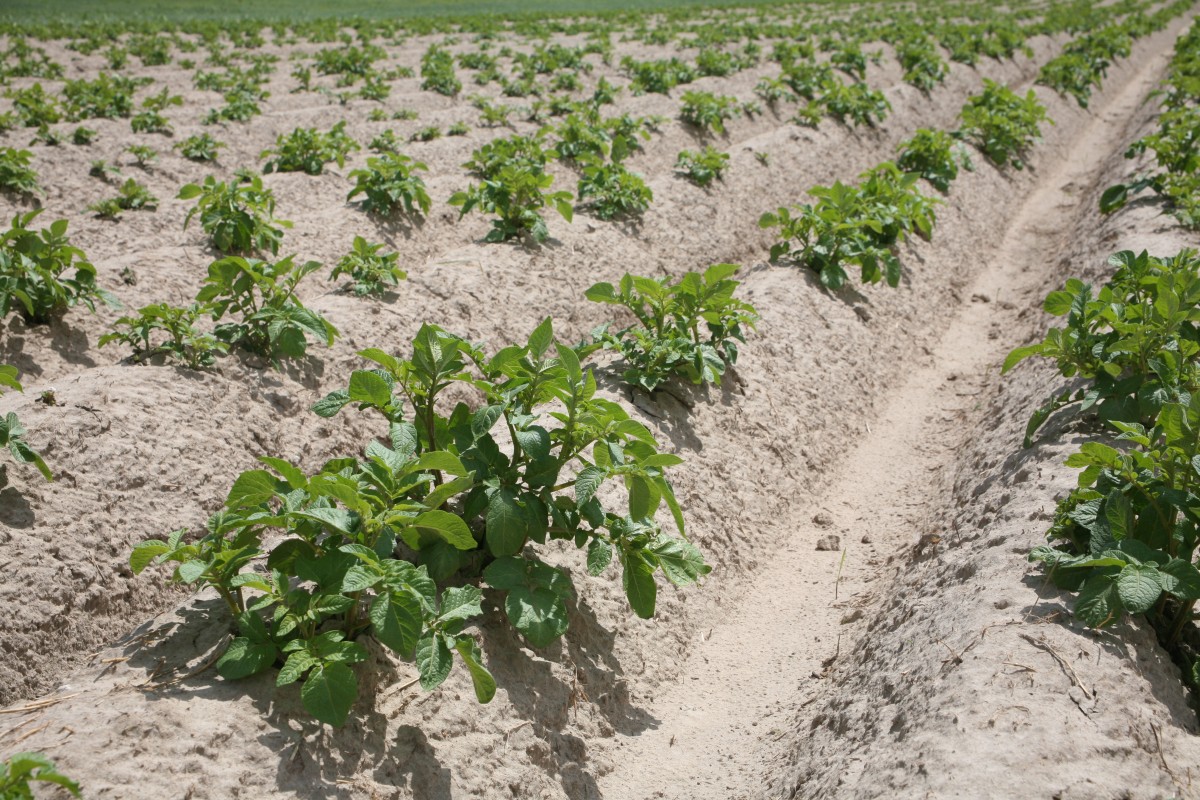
left=1, top=0, right=1200, bottom=796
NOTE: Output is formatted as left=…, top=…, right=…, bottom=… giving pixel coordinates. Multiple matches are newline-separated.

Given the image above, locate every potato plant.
left=1016, top=249, right=1200, bottom=688
left=896, top=128, right=973, bottom=193
left=179, top=175, right=291, bottom=255
left=0, top=148, right=39, bottom=197
left=675, top=146, right=729, bottom=187
left=1003, top=250, right=1200, bottom=446
left=678, top=91, right=739, bottom=136
left=175, top=133, right=224, bottom=162
left=133, top=319, right=706, bottom=727
left=100, top=303, right=228, bottom=368
left=576, top=162, right=653, bottom=220
left=0, top=752, right=79, bottom=798
left=331, top=236, right=406, bottom=296
left=196, top=255, right=337, bottom=362
left=585, top=264, right=758, bottom=391
left=347, top=153, right=431, bottom=218
left=0, top=365, right=52, bottom=483
left=955, top=79, right=1051, bottom=170
left=760, top=162, right=939, bottom=289
left=0, top=210, right=116, bottom=323
left=261, top=121, right=359, bottom=175
left=87, top=178, right=158, bottom=220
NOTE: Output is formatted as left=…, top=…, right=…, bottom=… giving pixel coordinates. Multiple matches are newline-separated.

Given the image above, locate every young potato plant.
left=1101, top=107, right=1200, bottom=229
left=675, top=146, right=729, bottom=187
left=1017, top=253, right=1200, bottom=679
left=100, top=302, right=228, bottom=368
left=759, top=162, right=939, bottom=289
left=71, top=126, right=97, bottom=145
left=421, top=44, right=461, bottom=96
left=0, top=148, right=39, bottom=198
left=347, top=153, right=431, bottom=219
left=0, top=210, right=117, bottom=323
left=818, top=77, right=891, bottom=128
left=576, top=161, right=653, bottom=221
left=1003, top=250, right=1200, bottom=447
left=196, top=255, right=337, bottom=362
left=87, top=178, right=158, bottom=220
left=0, top=752, right=79, bottom=798
left=0, top=365, right=52, bottom=483
left=332, top=236, right=406, bottom=296
left=261, top=121, right=360, bottom=175
left=896, top=128, right=974, bottom=193
left=180, top=175, right=291, bottom=255
left=132, top=319, right=706, bottom=727
left=451, top=138, right=572, bottom=243
left=955, top=79, right=1051, bottom=170
left=585, top=264, right=758, bottom=391
left=175, top=133, right=224, bottom=162
left=678, top=91, right=739, bottom=137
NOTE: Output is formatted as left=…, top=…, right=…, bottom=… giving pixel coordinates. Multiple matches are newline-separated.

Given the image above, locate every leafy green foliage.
left=134, top=318, right=705, bottom=726
left=678, top=90, right=739, bottom=136
left=347, top=152, right=431, bottom=218
left=674, top=146, right=728, bottom=187
left=261, top=120, right=359, bottom=175
left=1038, top=25, right=1132, bottom=108
left=332, top=236, right=406, bottom=296
left=71, top=126, right=97, bottom=145
left=896, top=128, right=973, bottom=193
left=88, top=178, right=158, bottom=219
left=896, top=36, right=948, bottom=92
left=1004, top=250, right=1200, bottom=446
left=818, top=77, right=890, bottom=128
left=421, top=44, right=461, bottom=96
left=62, top=73, right=141, bottom=120
left=450, top=135, right=572, bottom=243
left=100, top=302, right=228, bottom=368
left=955, top=79, right=1051, bottom=170
left=0, top=752, right=79, bottom=798
left=125, top=143, right=157, bottom=168
left=0, top=148, right=39, bottom=198
left=410, top=125, right=441, bottom=142
left=1018, top=250, right=1200, bottom=656
left=0, top=366, right=52, bottom=483
left=577, top=161, right=653, bottom=220
left=621, top=56, right=695, bottom=94
left=0, top=210, right=117, bottom=323
left=196, top=254, right=337, bottom=361
left=586, top=264, right=758, bottom=391
left=5, top=84, right=61, bottom=128
left=176, top=132, right=224, bottom=162
left=759, top=162, right=939, bottom=289
left=179, top=175, right=291, bottom=255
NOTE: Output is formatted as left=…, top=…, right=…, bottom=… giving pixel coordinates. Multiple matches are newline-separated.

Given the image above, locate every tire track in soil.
left=594, top=26, right=1182, bottom=800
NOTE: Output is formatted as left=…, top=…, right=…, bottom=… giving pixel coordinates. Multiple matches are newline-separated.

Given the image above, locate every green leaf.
left=575, top=465, right=606, bottom=505
left=453, top=637, right=496, bottom=703
left=312, top=389, right=352, bottom=418
left=1075, top=574, right=1123, bottom=627
left=587, top=538, right=612, bottom=576
left=486, top=489, right=527, bottom=557
left=415, top=450, right=468, bottom=476
left=413, top=509, right=475, bottom=550
left=277, top=649, right=318, bottom=686
left=505, top=586, right=569, bottom=647
left=439, top=585, right=484, bottom=624
left=348, top=370, right=393, bottom=407
left=1115, top=564, right=1162, bottom=614
left=129, top=540, right=169, bottom=574
left=301, top=661, right=358, bottom=727
left=527, top=317, right=554, bottom=358
left=482, top=555, right=527, bottom=591
left=622, top=551, right=657, bottom=619
left=292, top=507, right=358, bottom=537
left=415, top=631, right=453, bottom=690
left=226, top=469, right=279, bottom=508
left=370, top=591, right=423, bottom=658
left=649, top=536, right=710, bottom=585
left=216, top=636, right=277, bottom=680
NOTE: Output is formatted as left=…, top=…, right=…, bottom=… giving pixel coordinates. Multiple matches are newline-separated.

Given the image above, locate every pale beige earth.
left=0, top=9, right=1197, bottom=799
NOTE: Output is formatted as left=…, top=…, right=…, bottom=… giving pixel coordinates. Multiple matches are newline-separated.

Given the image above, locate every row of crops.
left=2, top=0, right=1200, bottom=793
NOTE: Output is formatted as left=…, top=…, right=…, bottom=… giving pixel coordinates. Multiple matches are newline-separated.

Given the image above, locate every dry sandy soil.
left=0, top=8, right=1198, bottom=799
